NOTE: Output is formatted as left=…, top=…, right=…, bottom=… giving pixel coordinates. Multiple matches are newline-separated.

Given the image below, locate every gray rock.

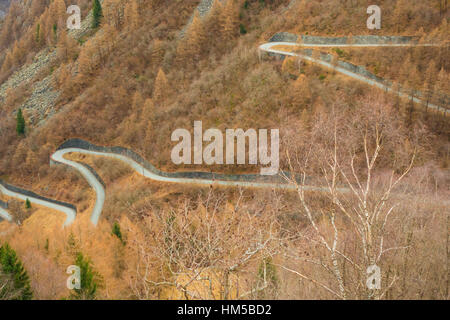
left=180, top=0, right=223, bottom=38
left=269, top=32, right=298, bottom=43
left=0, top=199, right=8, bottom=209
left=0, top=3, right=95, bottom=125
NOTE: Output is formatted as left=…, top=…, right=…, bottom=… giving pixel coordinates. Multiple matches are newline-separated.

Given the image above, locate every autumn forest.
left=0, top=0, right=448, bottom=301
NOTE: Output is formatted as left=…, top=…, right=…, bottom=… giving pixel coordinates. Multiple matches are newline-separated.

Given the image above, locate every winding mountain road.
left=259, top=41, right=448, bottom=115
left=49, top=146, right=338, bottom=225
left=1, top=35, right=448, bottom=229
left=51, top=149, right=105, bottom=226
left=1, top=139, right=338, bottom=227
left=0, top=183, right=76, bottom=226
left=0, top=206, right=12, bottom=222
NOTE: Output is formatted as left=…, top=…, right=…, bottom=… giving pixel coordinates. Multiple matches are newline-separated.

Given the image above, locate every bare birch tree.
left=280, top=99, right=418, bottom=299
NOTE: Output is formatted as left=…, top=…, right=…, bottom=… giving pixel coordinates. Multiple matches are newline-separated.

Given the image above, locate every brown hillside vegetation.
left=0, top=0, right=448, bottom=299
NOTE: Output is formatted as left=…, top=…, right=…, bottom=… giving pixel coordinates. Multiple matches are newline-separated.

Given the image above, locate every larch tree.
left=185, top=13, right=207, bottom=63
left=139, top=99, right=155, bottom=155
left=30, top=0, right=46, bottom=18
left=96, top=24, right=118, bottom=64
left=124, top=0, right=140, bottom=30
left=424, top=60, right=437, bottom=89
left=141, top=98, right=155, bottom=123
left=292, top=74, right=312, bottom=108
left=439, top=0, right=448, bottom=17
left=10, top=42, right=23, bottom=68
left=281, top=56, right=298, bottom=75
left=220, top=0, right=239, bottom=43
left=403, top=62, right=418, bottom=123
left=392, top=0, right=409, bottom=33
left=64, top=30, right=78, bottom=62
left=206, top=0, right=223, bottom=42
left=41, top=9, right=54, bottom=46
left=407, top=65, right=421, bottom=102
left=78, top=41, right=96, bottom=77
left=120, top=113, right=138, bottom=145
left=176, top=14, right=206, bottom=67
left=53, top=0, right=67, bottom=29
left=140, top=98, right=155, bottom=155
left=175, top=39, right=189, bottom=66
left=1, top=52, right=12, bottom=74
left=151, top=39, right=165, bottom=67
left=153, top=68, right=169, bottom=105
left=56, top=29, right=68, bottom=61
left=398, top=56, right=412, bottom=91
left=422, top=81, right=434, bottom=112
left=103, top=0, right=126, bottom=29
left=12, top=141, right=28, bottom=168
left=131, top=91, right=144, bottom=116
left=25, top=149, right=39, bottom=173
left=56, top=64, right=72, bottom=95
left=421, top=61, right=437, bottom=111
left=295, top=0, right=308, bottom=21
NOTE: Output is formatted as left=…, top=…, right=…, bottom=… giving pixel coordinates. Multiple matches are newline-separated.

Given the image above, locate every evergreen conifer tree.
left=16, top=109, right=25, bottom=136
left=92, top=0, right=103, bottom=28
left=25, top=199, right=31, bottom=209
left=35, top=23, right=40, bottom=43
left=0, top=243, right=33, bottom=300
left=112, top=222, right=124, bottom=244
left=69, top=252, right=101, bottom=300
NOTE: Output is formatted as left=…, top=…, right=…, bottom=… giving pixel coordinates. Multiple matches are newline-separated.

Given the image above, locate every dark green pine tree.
left=0, top=243, right=33, bottom=300
left=16, top=109, right=25, bottom=136
left=25, top=199, right=31, bottom=209
left=92, top=0, right=103, bottom=28
left=112, top=222, right=124, bottom=244
left=35, top=23, right=40, bottom=43
left=52, top=23, right=57, bottom=42
left=69, top=252, right=102, bottom=300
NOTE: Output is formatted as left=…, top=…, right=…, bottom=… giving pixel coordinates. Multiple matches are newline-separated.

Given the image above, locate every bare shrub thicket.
left=124, top=188, right=283, bottom=300
left=277, top=96, right=447, bottom=299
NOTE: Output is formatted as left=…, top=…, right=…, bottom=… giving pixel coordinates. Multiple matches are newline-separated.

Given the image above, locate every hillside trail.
left=259, top=40, right=448, bottom=115
left=0, top=0, right=447, bottom=227
left=0, top=206, right=12, bottom=222
left=1, top=33, right=448, bottom=227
